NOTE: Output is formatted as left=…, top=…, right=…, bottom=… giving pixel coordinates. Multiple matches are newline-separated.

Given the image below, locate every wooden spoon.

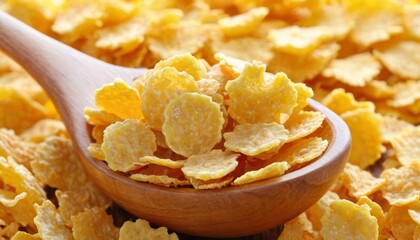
left=0, top=12, right=351, bottom=238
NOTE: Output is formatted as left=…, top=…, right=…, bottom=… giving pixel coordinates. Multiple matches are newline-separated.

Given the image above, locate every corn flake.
left=374, top=41, right=420, bottom=80
left=218, top=7, right=268, bottom=37
left=0, top=129, right=36, bottom=169
left=119, top=218, right=179, bottom=240
left=292, top=83, right=314, bottom=114
left=267, top=137, right=328, bottom=168
left=162, top=93, right=224, bottom=157
left=380, top=160, right=420, bottom=206
left=320, top=199, right=378, bottom=240
left=87, top=143, right=105, bottom=160
left=10, top=231, right=41, bottom=240
left=350, top=10, right=403, bottom=47
left=34, top=200, right=73, bottom=240
left=285, top=111, right=325, bottom=143
left=405, top=6, right=420, bottom=40
left=20, top=119, right=67, bottom=143
left=181, top=150, right=238, bottom=181
left=95, top=79, right=143, bottom=120
left=341, top=108, right=382, bottom=169
left=148, top=21, right=207, bottom=59
left=0, top=191, right=26, bottom=208
left=189, top=175, right=234, bottom=189
left=232, top=162, right=289, bottom=185
left=388, top=80, right=420, bottom=108
left=386, top=202, right=420, bottom=239
left=71, top=207, right=119, bottom=240
left=340, top=163, right=386, bottom=199
left=154, top=53, right=207, bottom=80
left=278, top=213, right=318, bottom=240
left=357, top=196, right=385, bottom=232
left=83, top=107, right=121, bottom=126
left=142, top=67, right=199, bottom=131
left=135, top=156, right=184, bottom=169
left=322, top=53, right=381, bottom=87
left=130, top=173, right=190, bottom=188
left=226, top=62, right=297, bottom=124
left=0, top=86, right=47, bottom=134
left=322, top=89, right=374, bottom=115
left=223, top=122, right=289, bottom=157
left=102, top=119, right=156, bottom=172
left=306, top=191, right=340, bottom=232
left=390, top=127, right=420, bottom=166
left=381, top=115, right=414, bottom=143
left=269, top=26, right=330, bottom=55
left=268, top=43, right=340, bottom=83
left=95, top=17, right=149, bottom=56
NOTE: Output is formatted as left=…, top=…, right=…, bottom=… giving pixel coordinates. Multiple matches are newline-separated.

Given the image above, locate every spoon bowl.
left=0, top=12, right=350, bottom=238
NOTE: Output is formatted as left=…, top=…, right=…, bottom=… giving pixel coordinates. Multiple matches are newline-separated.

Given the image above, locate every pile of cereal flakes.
left=0, top=0, right=419, bottom=239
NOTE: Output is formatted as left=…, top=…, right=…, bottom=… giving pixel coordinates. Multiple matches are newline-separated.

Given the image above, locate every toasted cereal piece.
left=196, top=78, right=220, bottom=98
left=135, top=156, right=184, bottom=169
left=95, top=79, right=143, bottom=120
left=320, top=200, right=378, bottom=240
left=130, top=173, right=190, bottom=188
left=285, top=111, right=325, bottom=143
left=162, top=93, right=224, bottom=157
left=71, top=207, right=119, bottom=240
left=278, top=213, right=318, bottom=240
left=181, top=150, right=239, bottom=181
left=350, top=10, right=403, bottom=47
left=211, top=37, right=273, bottom=65
left=218, top=7, right=268, bottom=37
left=341, top=108, right=382, bottom=169
left=232, top=162, right=289, bottom=185
left=142, top=67, right=199, bottom=131
left=154, top=53, right=207, bottom=80
left=0, top=86, right=47, bottom=134
left=386, top=202, right=420, bottom=239
left=20, top=119, right=67, bottom=143
left=388, top=80, right=420, bottom=108
left=83, top=107, right=121, bottom=126
left=390, top=127, right=420, bottom=166
left=0, top=156, right=46, bottom=228
left=148, top=21, right=207, bottom=59
left=101, top=119, right=156, bottom=172
left=56, top=189, right=110, bottom=226
left=404, top=6, right=420, bottom=40
left=119, top=218, right=179, bottom=240
left=381, top=115, right=414, bottom=143
left=95, top=17, right=149, bottom=56
left=0, top=190, right=26, bottom=208
left=381, top=161, right=420, bottom=206
left=374, top=41, right=420, bottom=80
left=269, top=26, right=330, bottom=55
left=52, top=2, right=104, bottom=42
left=340, top=163, right=386, bottom=199
left=357, top=196, right=385, bottom=232
left=34, top=200, right=73, bottom=240
left=226, top=62, right=297, bottom=124
left=87, top=143, right=105, bottom=160
left=188, top=175, right=234, bottom=190
left=322, top=88, right=374, bottom=115
left=0, top=129, right=37, bottom=169
left=268, top=137, right=328, bottom=168
left=322, top=53, right=381, bottom=87
left=306, top=191, right=340, bottom=232
left=223, top=122, right=289, bottom=157
left=10, top=231, right=41, bottom=240
left=292, top=83, right=314, bottom=114
left=268, top=43, right=340, bottom=83
left=91, top=125, right=105, bottom=143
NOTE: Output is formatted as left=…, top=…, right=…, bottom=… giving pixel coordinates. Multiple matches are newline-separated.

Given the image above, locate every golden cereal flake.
left=284, top=111, right=325, bottom=143
left=388, top=80, right=420, bottom=108
left=292, top=83, right=314, bottom=114
left=71, top=207, right=119, bottom=240
left=340, top=163, right=386, bottom=199
left=130, top=173, right=190, bottom=188
left=154, top=53, right=207, bottom=80
left=390, top=127, right=420, bottom=166
left=320, top=200, right=378, bottom=240
left=141, top=67, right=199, bottom=131
left=135, top=156, right=184, bottom=169
left=223, top=122, right=289, bottom=157
left=386, top=202, right=420, bottom=239
left=322, top=89, right=375, bottom=115
left=162, top=93, right=224, bottom=157
left=101, top=119, right=156, bottom=172
left=181, top=150, right=239, bottom=181
left=34, top=200, right=73, bottom=240
left=381, top=115, right=414, bottom=143
left=322, top=53, right=381, bottom=87
left=380, top=160, right=420, bottom=206
left=226, top=62, right=297, bottom=124
left=119, top=218, right=179, bottom=240
left=341, top=108, right=382, bottom=169
left=350, top=10, right=404, bottom=47
left=374, top=41, right=420, bottom=80
left=218, top=7, right=268, bottom=37
left=232, top=162, right=289, bottom=185
left=278, top=213, right=318, bottom=240
left=95, top=79, right=143, bottom=120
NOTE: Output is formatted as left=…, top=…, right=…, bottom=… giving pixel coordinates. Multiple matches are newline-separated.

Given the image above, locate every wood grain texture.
left=0, top=12, right=351, bottom=238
